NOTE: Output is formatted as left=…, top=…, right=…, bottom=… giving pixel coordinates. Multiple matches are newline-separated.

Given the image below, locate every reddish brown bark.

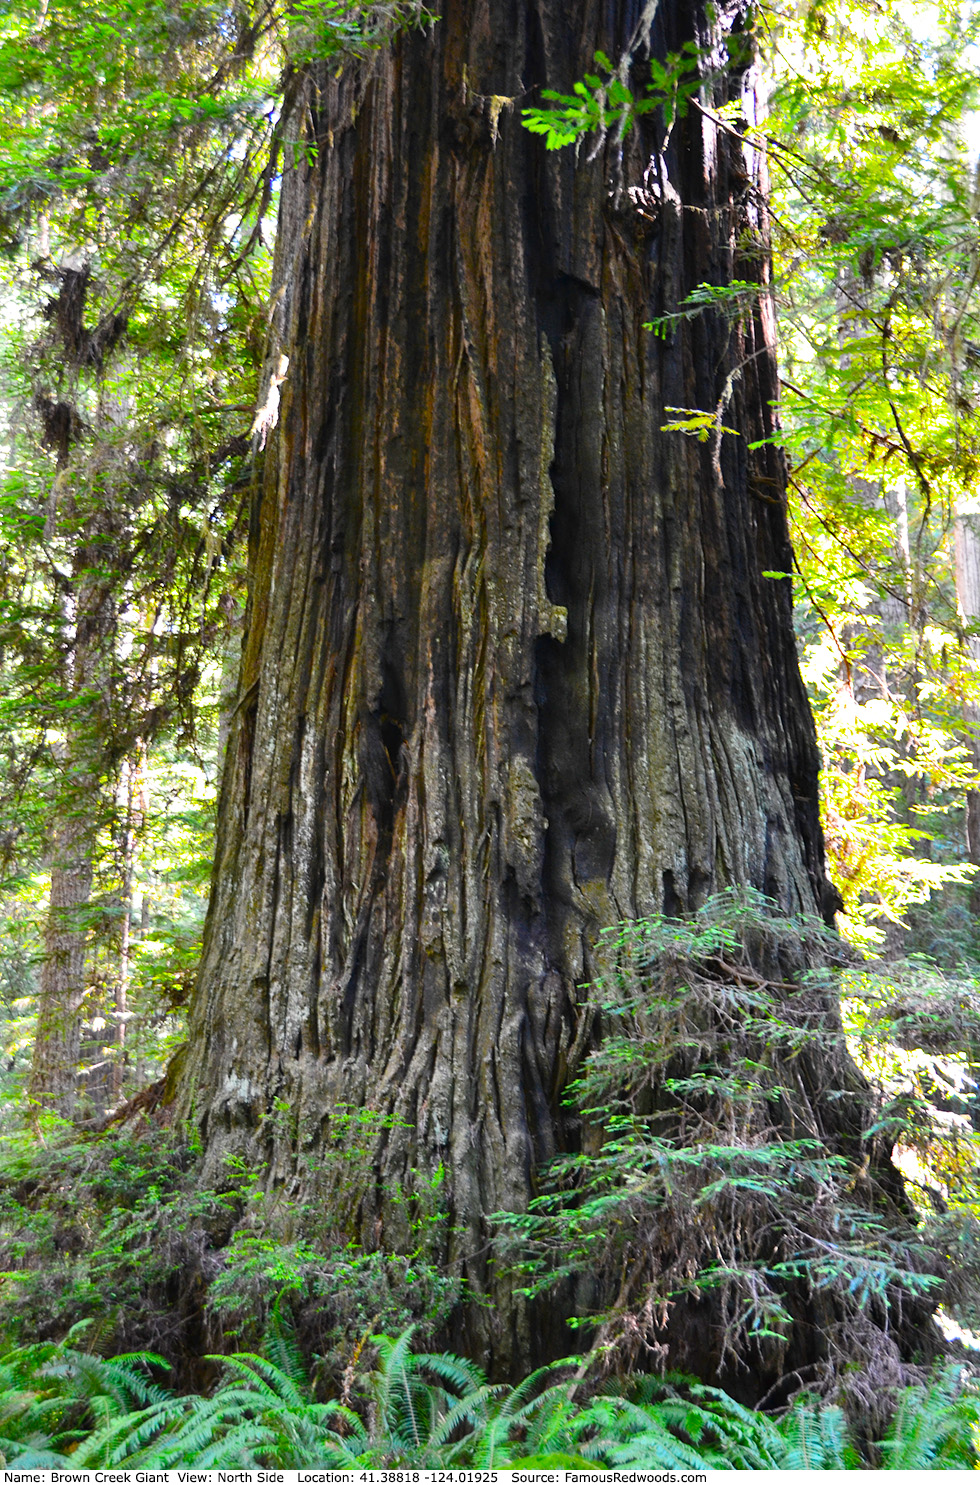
left=180, top=0, right=860, bottom=1375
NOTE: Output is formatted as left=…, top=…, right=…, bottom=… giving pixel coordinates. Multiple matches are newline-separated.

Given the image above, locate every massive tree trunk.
left=180, top=0, right=857, bottom=1375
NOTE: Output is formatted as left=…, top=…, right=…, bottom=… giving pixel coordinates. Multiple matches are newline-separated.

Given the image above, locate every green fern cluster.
left=0, top=1322, right=975, bottom=1470
left=0, top=1323, right=172, bottom=1466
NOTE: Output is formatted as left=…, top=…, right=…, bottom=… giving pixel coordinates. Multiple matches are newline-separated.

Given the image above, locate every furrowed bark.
left=29, top=535, right=114, bottom=1118
left=181, top=0, right=854, bottom=1375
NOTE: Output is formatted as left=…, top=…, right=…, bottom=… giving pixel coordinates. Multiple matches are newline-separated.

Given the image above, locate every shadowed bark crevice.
left=176, top=0, right=922, bottom=1384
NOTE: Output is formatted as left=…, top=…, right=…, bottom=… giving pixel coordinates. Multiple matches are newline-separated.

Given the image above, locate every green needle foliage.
left=521, top=0, right=980, bottom=946
left=495, top=891, right=954, bottom=1405
left=0, top=0, right=437, bottom=1112
left=762, top=0, right=980, bottom=944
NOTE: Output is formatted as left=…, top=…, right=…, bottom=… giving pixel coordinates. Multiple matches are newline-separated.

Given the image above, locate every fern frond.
left=0, top=1439, right=72, bottom=1467
left=71, top=1399, right=188, bottom=1467
left=774, top=1398, right=858, bottom=1469
left=410, top=1348, right=489, bottom=1396
left=577, top=1395, right=725, bottom=1471
left=134, top=1394, right=243, bottom=1466
left=263, top=1297, right=310, bottom=1394
left=207, top=1352, right=308, bottom=1411
left=425, top=1383, right=501, bottom=1459
left=40, top=1348, right=170, bottom=1413
left=878, top=1366, right=980, bottom=1469
left=190, top=1418, right=277, bottom=1468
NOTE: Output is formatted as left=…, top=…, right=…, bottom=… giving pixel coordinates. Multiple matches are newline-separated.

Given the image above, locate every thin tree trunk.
left=113, top=748, right=146, bottom=1102
left=29, top=838, right=92, bottom=1117
left=955, top=505, right=980, bottom=904
left=29, top=523, right=114, bottom=1117
left=835, top=277, right=912, bottom=699
left=179, top=0, right=880, bottom=1377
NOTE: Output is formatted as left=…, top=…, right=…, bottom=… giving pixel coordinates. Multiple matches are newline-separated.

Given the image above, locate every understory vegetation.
left=0, top=1321, right=978, bottom=1469
left=1, top=894, right=980, bottom=1463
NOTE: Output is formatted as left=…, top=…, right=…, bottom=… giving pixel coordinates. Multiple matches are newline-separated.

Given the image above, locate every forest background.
left=2, top=0, right=980, bottom=1468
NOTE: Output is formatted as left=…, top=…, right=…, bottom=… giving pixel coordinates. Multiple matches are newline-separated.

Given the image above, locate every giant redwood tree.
left=178, top=0, right=930, bottom=1382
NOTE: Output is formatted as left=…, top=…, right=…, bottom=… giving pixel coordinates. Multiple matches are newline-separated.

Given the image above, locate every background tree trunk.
left=29, top=832, right=92, bottom=1117
left=29, top=525, right=114, bottom=1117
left=180, top=0, right=847, bottom=1375
left=954, top=504, right=980, bottom=908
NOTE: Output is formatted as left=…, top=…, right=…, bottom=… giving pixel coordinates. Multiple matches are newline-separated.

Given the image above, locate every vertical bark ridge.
left=181, top=0, right=835, bottom=1371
